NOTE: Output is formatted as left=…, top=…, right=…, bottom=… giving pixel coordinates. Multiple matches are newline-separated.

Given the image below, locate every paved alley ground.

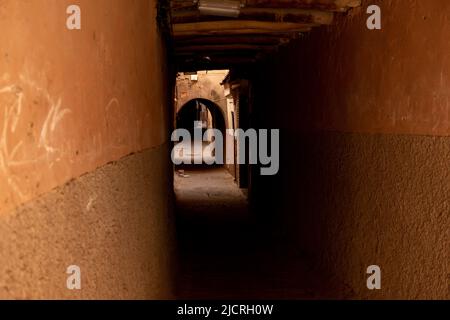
left=174, top=167, right=351, bottom=300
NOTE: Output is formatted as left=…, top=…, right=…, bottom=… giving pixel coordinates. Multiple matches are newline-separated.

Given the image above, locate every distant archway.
left=176, top=98, right=225, bottom=135
left=175, top=98, right=226, bottom=166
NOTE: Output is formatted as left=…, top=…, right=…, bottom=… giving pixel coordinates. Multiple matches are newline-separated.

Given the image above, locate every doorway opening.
left=174, top=98, right=226, bottom=165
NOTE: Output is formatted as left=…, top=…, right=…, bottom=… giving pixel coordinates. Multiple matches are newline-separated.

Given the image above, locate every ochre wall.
left=0, top=147, right=174, bottom=299
left=282, top=0, right=450, bottom=136
left=0, top=0, right=167, bottom=214
left=252, top=0, right=449, bottom=299
left=0, top=0, right=174, bottom=298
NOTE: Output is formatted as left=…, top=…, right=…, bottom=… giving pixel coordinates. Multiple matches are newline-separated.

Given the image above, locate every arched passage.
left=175, top=98, right=226, bottom=165
left=176, top=98, right=226, bottom=135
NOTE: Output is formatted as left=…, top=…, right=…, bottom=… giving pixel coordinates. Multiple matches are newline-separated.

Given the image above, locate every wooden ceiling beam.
left=174, top=28, right=310, bottom=37
left=174, top=35, right=289, bottom=46
left=171, top=0, right=361, bottom=12
left=173, top=31, right=300, bottom=39
left=169, top=0, right=362, bottom=69
left=173, top=20, right=314, bottom=37
left=175, top=44, right=277, bottom=53
left=172, top=8, right=334, bottom=25
left=174, top=52, right=267, bottom=59
left=171, top=0, right=196, bottom=11
left=241, top=0, right=360, bottom=11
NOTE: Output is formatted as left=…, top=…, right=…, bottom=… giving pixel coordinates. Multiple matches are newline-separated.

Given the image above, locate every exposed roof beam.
left=172, top=8, right=334, bottom=25
left=173, top=31, right=302, bottom=39
left=169, top=0, right=362, bottom=70
left=171, top=0, right=361, bottom=12
left=173, top=20, right=314, bottom=36
left=174, top=28, right=311, bottom=37
left=241, top=0, right=360, bottom=11
left=174, top=35, right=291, bottom=46
left=175, top=44, right=277, bottom=53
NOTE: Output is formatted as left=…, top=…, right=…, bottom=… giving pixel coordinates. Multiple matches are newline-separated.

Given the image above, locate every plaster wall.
left=0, top=0, right=168, bottom=214
left=0, top=146, right=174, bottom=299
left=0, top=0, right=174, bottom=299
left=252, top=0, right=449, bottom=299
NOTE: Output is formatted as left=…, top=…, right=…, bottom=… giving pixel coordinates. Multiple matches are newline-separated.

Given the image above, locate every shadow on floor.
left=174, top=166, right=350, bottom=300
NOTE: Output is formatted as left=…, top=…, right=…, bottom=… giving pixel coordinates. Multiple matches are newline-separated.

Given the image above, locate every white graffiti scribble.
left=105, top=98, right=119, bottom=111
left=0, top=71, right=72, bottom=201
left=0, top=83, right=26, bottom=199
left=39, top=97, right=72, bottom=153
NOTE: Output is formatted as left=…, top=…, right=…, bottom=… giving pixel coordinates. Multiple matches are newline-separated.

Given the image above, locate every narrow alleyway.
left=0, top=0, right=448, bottom=300
left=174, top=167, right=350, bottom=299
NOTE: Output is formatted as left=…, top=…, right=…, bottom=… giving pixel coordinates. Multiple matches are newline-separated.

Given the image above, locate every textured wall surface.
left=0, top=0, right=174, bottom=299
left=251, top=0, right=449, bottom=299
left=269, top=0, right=450, bottom=136
left=276, top=132, right=449, bottom=299
left=0, top=146, right=175, bottom=299
left=0, top=0, right=168, bottom=214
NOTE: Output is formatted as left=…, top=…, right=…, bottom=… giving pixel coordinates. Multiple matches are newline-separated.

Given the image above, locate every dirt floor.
left=173, top=167, right=351, bottom=300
